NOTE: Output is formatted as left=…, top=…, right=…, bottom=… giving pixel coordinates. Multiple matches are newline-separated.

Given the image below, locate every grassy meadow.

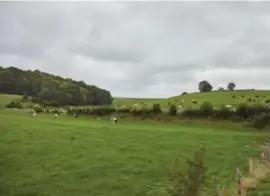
left=0, top=94, right=22, bottom=108
left=113, top=90, right=270, bottom=108
left=0, top=110, right=269, bottom=196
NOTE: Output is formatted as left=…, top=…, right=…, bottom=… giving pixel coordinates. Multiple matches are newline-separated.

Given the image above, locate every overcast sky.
left=1, top=1, right=270, bottom=98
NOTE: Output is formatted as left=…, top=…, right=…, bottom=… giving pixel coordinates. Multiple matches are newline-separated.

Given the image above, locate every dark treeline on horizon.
left=0, top=66, right=113, bottom=106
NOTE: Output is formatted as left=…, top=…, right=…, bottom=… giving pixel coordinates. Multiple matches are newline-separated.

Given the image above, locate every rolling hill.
left=113, top=90, right=270, bottom=108
left=1, top=89, right=270, bottom=109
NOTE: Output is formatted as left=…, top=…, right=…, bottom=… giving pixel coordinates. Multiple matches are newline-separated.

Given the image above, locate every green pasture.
left=0, top=110, right=268, bottom=196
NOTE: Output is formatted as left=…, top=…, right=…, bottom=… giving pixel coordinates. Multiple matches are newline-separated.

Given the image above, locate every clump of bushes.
left=152, top=103, right=162, bottom=115
left=169, top=104, right=177, bottom=116
left=252, top=114, right=267, bottom=130
left=168, top=146, right=206, bottom=196
left=192, top=100, right=197, bottom=104
left=33, top=104, right=43, bottom=113
left=5, top=101, right=22, bottom=109
left=181, top=92, right=188, bottom=95
left=200, top=102, right=213, bottom=117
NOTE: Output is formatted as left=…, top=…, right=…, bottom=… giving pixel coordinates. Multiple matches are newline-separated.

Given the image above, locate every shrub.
left=181, top=109, right=201, bottom=118
left=116, top=105, right=130, bottom=114
left=214, top=106, right=235, bottom=119
left=200, top=102, right=213, bottom=117
left=265, top=99, right=270, bottom=104
left=232, top=95, right=236, bottom=99
left=5, top=101, right=22, bottom=109
left=169, top=104, right=177, bottom=116
left=255, top=95, right=259, bottom=98
left=192, top=100, right=197, bottom=104
left=248, top=97, right=252, bottom=102
left=152, top=103, right=162, bottom=115
left=33, top=104, right=43, bottom=113
left=236, top=103, right=249, bottom=119
left=22, top=93, right=28, bottom=100
left=168, top=146, right=206, bottom=196
left=181, top=92, right=188, bottom=95
left=252, top=115, right=268, bottom=130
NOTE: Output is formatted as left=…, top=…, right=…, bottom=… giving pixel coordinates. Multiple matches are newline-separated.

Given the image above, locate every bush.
left=168, top=146, right=206, bottom=196
left=248, top=97, right=252, bottom=102
left=265, top=99, right=270, bottom=104
left=5, top=101, right=22, bottom=109
left=33, top=104, right=43, bottom=113
left=169, top=104, right=177, bottom=116
left=192, top=100, right=197, bottom=104
left=152, top=103, right=162, bottom=115
left=181, top=92, right=188, bottom=95
left=252, top=115, right=267, bottom=130
left=181, top=109, right=201, bottom=118
left=116, top=105, right=130, bottom=114
left=200, top=102, right=213, bottom=117
left=236, top=103, right=249, bottom=119
left=232, top=95, right=236, bottom=99
left=214, top=106, right=235, bottom=119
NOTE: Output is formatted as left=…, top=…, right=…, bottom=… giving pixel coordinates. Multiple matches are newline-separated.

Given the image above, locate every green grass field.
left=114, top=90, right=270, bottom=108
left=0, top=110, right=269, bottom=196
left=0, top=94, right=22, bottom=108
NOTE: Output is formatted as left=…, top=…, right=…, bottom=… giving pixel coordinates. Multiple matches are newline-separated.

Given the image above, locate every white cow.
left=53, top=113, right=58, bottom=119
left=111, top=116, right=118, bottom=124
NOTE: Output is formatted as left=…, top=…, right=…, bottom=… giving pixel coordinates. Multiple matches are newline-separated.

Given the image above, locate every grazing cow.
left=111, top=116, right=118, bottom=124
left=225, top=104, right=232, bottom=108
left=53, top=113, right=58, bottom=119
left=32, top=112, right=36, bottom=116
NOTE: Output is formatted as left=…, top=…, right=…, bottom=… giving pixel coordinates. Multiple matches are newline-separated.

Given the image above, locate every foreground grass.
left=0, top=111, right=269, bottom=196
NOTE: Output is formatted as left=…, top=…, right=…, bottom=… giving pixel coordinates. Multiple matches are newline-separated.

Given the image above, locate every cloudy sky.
left=1, top=1, right=270, bottom=98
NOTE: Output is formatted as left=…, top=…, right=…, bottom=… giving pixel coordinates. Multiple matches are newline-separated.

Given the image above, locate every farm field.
left=0, top=110, right=268, bottom=196
left=113, top=90, right=270, bottom=108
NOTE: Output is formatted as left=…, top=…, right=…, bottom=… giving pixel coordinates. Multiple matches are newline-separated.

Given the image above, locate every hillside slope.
left=0, top=66, right=112, bottom=106
left=168, top=90, right=270, bottom=108
left=112, top=90, right=270, bottom=108
left=1, top=90, right=270, bottom=108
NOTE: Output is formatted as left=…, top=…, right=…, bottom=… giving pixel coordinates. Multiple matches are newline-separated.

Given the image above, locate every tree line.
left=0, top=66, right=113, bottom=106
left=198, top=80, right=236, bottom=92
left=63, top=102, right=270, bottom=129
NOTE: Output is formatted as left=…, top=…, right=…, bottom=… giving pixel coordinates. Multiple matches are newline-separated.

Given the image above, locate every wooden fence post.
left=249, top=158, right=255, bottom=176
left=216, top=185, right=220, bottom=196
left=236, top=168, right=242, bottom=195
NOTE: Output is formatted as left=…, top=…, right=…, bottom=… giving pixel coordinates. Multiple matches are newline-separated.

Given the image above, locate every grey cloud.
left=1, top=2, right=270, bottom=98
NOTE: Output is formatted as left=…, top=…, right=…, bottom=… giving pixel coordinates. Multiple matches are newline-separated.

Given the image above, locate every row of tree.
left=0, top=66, right=113, bottom=106
left=198, top=81, right=236, bottom=92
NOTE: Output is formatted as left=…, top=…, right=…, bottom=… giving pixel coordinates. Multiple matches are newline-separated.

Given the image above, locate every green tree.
left=198, top=80, right=213, bottom=92
left=218, top=87, right=224, bottom=91
left=152, top=103, right=162, bottom=115
left=169, top=104, right=177, bottom=116
left=227, top=82, right=236, bottom=91
left=0, top=66, right=113, bottom=106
